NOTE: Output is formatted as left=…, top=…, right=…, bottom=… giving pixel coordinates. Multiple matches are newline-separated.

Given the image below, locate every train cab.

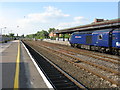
left=112, top=29, right=120, bottom=48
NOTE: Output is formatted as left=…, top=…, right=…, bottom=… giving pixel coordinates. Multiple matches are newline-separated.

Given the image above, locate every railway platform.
left=1, top=40, right=52, bottom=89
left=43, top=39, right=70, bottom=46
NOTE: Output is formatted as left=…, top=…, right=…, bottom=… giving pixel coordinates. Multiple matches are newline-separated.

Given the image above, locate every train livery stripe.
left=14, top=40, right=20, bottom=89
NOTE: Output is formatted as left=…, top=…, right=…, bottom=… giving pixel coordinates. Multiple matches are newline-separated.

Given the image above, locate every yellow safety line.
left=14, top=40, right=20, bottom=89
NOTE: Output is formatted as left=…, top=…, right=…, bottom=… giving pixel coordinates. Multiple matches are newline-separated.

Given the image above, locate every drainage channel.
left=23, top=42, right=88, bottom=90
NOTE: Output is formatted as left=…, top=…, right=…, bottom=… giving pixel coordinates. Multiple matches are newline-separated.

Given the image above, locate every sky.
left=0, top=2, right=119, bottom=36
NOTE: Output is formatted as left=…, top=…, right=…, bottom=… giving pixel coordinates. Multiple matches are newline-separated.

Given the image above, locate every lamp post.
left=1, top=27, right=7, bottom=35
left=0, top=27, right=6, bottom=42
left=17, top=26, right=19, bottom=40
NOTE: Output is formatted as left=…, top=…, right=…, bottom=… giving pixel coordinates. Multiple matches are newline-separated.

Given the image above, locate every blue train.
left=69, top=28, right=120, bottom=55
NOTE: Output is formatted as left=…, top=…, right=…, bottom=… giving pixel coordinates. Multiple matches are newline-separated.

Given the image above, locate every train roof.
left=73, top=30, right=94, bottom=34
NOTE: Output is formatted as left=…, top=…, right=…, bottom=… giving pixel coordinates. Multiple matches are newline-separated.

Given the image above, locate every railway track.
left=24, top=40, right=120, bottom=88
left=41, top=41, right=120, bottom=62
left=39, top=41, right=119, bottom=70
left=34, top=41, right=119, bottom=70
left=58, top=47, right=120, bottom=64
left=23, top=41, right=87, bottom=89
left=38, top=44, right=119, bottom=85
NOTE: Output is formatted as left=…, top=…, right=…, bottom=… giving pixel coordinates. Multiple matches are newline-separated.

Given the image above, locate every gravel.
left=24, top=41, right=120, bottom=88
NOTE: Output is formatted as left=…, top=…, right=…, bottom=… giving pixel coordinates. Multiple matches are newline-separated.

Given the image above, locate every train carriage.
left=112, top=29, right=120, bottom=48
left=69, top=28, right=120, bottom=55
left=111, top=29, right=120, bottom=54
left=91, top=29, right=112, bottom=52
left=69, top=31, right=93, bottom=49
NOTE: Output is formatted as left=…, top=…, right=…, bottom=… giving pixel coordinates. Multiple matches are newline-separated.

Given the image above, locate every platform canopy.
left=54, top=18, right=120, bottom=34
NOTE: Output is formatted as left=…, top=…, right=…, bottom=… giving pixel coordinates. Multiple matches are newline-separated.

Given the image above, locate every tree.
left=21, top=34, right=24, bottom=38
left=9, top=33, right=14, bottom=39
left=27, top=30, right=49, bottom=39
left=9, top=33, right=14, bottom=37
left=26, top=29, right=50, bottom=39
left=37, top=30, right=49, bottom=39
left=26, top=34, right=35, bottom=39
left=48, top=28, right=56, bottom=33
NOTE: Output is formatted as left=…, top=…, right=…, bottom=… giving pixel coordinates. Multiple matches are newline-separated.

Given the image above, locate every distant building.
left=94, top=18, right=104, bottom=23
left=49, top=32, right=56, bottom=38
left=94, top=18, right=104, bottom=22
left=49, top=31, right=62, bottom=38
left=91, top=18, right=109, bottom=24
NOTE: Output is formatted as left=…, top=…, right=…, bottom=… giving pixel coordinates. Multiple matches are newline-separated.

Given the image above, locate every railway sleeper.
left=49, top=75, right=66, bottom=79
left=52, top=80, right=70, bottom=83
left=55, top=85, right=78, bottom=89
left=46, top=73, right=63, bottom=76
left=45, top=71, right=62, bottom=74
left=48, top=74, right=64, bottom=77
left=54, top=82, right=76, bottom=87
left=58, top=86, right=79, bottom=89
left=50, top=77, right=67, bottom=81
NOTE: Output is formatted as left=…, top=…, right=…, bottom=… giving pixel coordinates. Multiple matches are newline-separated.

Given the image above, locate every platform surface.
left=43, top=39, right=70, bottom=46
left=1, top=40, right=49, bottom=89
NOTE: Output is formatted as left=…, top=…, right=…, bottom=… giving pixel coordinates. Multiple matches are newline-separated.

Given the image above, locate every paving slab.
left=1, top=40, right=50, bottom=89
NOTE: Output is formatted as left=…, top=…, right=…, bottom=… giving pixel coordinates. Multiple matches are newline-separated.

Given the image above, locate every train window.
left=98, top=34, right=103, bottom=40
left=112, top=35, right=116, bottom=40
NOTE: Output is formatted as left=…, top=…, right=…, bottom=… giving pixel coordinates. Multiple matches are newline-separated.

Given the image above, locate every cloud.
left=17, top=6, right=70, bottom=34
left=18, top=6, right=70, bottom=24
left=0, top=17, right=19, bottom=35
left=1, top=6, right=89, bottom=35
left=56, top=16, right=89, bottom=29
left=0, top=17, right=11, bottom=27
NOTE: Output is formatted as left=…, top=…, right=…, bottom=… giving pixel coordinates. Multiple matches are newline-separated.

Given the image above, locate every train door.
left=86, top=35, right=92, bottom=44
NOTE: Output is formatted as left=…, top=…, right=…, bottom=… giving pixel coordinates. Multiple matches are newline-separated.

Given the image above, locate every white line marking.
left=22, top=42, right=54, bottom=89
